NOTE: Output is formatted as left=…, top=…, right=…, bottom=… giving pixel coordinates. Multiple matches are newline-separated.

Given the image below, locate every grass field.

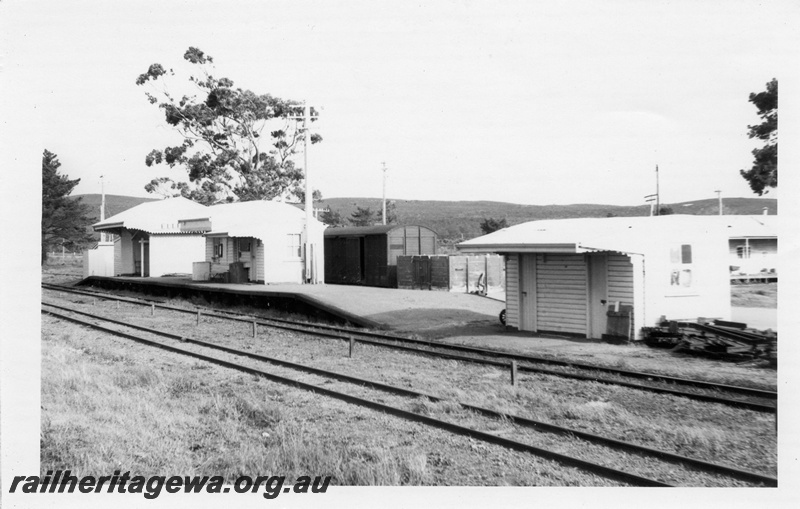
left=40, top=280, right=777, bottom=486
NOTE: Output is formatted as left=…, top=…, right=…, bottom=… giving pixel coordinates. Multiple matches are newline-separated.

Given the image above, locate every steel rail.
left=42, top=283, right=777, bottom=401
left=41, top=305, right=673, bottom=488
left=41, top=301, right=778, bottom=486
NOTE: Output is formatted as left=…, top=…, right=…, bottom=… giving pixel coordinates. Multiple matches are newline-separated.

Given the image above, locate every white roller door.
left=535, top=254, right=587, bottom=335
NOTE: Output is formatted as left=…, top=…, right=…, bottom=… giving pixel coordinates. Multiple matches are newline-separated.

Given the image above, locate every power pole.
left=655, top=164, right=660, bottom=216
left=381, top=162, right=388, bottom=225
left=715, top=190, right=723, bottom=215
left=288, top=102, right=316, bottom=283
left=100, top=175, right=107, bottom=242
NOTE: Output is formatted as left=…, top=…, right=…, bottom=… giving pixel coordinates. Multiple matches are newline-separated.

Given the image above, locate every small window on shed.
left=668, top=244, right=693, bottom=289
left=213, top=238, right=224, bottom=260
left=736, top=245, right=751, bottom=259
left=287, top=234, right=302, bottom=258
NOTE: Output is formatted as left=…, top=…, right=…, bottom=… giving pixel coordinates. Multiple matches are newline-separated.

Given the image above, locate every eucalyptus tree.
left=137, top=47, right=321, bottom=204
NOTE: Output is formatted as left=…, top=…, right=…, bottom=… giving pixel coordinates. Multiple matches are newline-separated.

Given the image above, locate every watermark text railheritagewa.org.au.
left=9, top=470, right=331, bottom=500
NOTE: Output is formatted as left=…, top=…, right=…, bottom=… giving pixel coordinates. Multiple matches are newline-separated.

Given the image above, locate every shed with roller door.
left=324, top=225, right=437, bottom=287
left=458, top=215, right=732, bottom=341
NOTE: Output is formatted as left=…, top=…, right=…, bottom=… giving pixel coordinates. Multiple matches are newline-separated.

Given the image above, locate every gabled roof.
left=457, top=215, right=755, bottom=254
left=191, top=200, right=325, bottom=238
left=93, top=197, right=209, bottom=234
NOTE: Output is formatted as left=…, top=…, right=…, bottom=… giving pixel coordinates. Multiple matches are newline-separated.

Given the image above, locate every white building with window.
left=458, top=215, right=732, bottom=341
left=721, top=215, right=777, bottom=278
left=179, top=200, right=326, bottom=284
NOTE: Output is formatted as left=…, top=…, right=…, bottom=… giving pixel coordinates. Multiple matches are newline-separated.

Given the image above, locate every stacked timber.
left=642, top=318, right=777, bottom=365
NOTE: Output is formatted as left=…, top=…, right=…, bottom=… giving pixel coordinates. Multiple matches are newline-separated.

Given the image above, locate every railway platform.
left=78, top=276, right=505, bottom=332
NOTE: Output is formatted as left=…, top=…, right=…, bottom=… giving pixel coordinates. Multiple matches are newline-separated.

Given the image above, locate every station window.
left=213, top=238, right=224, bottom=261
left=287, top=234, right=302, bottom=258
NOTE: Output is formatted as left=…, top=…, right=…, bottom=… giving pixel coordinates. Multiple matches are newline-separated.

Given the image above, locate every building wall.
left=606, top=253, right=634, bottom=307
left=262, top=232, right=304, bottom=284
left=642, top=232, right=731, bottom=328
left=148, top=234, right=205, bottom=277
left=115, top=229, right=136, bottom=275
left=83, top=242, right=115, bottom=277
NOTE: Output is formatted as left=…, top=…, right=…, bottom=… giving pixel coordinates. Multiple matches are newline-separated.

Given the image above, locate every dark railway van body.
left=324, top=225, right=437, bottom=287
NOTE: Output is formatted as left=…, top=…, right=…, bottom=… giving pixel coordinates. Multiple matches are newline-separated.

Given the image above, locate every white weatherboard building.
left=718, top=215, right=777, bottom=278
left=458, top=215, right=733, bottom=341
left=180, top=200, right=326, bottom=284
left=90, top=197, right=208, bottom=277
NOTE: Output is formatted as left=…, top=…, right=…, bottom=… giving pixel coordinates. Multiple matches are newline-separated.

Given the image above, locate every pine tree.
left=41, top=150, right=92, bottom=264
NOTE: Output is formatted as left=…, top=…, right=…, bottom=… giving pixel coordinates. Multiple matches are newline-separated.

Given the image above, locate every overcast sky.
left=4, top=0, right=797, bottom=206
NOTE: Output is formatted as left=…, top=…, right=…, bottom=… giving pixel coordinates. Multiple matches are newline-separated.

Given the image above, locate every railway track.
left=41, top=301, right=778, bottom=487
left=42, top=283, right=778, bottom=413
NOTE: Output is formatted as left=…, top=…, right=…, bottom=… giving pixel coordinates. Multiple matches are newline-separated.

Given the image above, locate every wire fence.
left=46, top=251, right=84, bottom=264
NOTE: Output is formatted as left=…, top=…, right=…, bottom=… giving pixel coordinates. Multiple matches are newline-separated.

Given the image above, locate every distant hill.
left=72, top=194, right=158, bottom=241
left=318, top=197, right=778, bottom=244
left=71, top=193, right=777, bottom=246
left=73, top=194, right=159, bottom=222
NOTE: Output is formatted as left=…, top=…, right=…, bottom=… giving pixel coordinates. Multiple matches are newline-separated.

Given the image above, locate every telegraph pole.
left=100, top=175, right=107, bottom=242
left=715, top=190, right=723, bottom=215
left=655, top=164, right=660, bottom=216
left=287, top=102, right=316, bottom=283
left=381, top=162, right=388, bottom=225
left=303, top=103, right=311, bottom=282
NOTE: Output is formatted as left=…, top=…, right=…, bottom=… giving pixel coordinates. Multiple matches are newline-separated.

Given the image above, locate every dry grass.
left=40, top=268, right=778, bottom=486
left=730, top=283, right=778, bottom=308
left=41, top=315, right=626, bottom=486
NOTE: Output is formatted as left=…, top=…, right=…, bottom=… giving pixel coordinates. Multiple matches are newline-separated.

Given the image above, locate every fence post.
left=151, top=304, right=155, bottom=316
left=510, top=360, right=517, bottom=386
left=196, top=310, right=201, bottom=326
left=465, top=257, right=469, bottom=293
left=349, top=337, right=355, bottom=358
left=252, top=320, right=257, bottom=338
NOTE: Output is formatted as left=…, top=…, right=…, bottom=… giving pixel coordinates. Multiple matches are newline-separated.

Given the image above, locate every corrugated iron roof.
left=457, top=215, right=772, bottom=254
left=189, top=200, right=326, bottom=239
left=93, top=197, right=209, bottom=234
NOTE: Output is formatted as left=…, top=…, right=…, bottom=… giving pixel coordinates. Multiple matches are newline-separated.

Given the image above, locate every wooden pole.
left=196, top=310, right=201, bottom=325
left=151, top=303, right=155, bottom=316
left=252, top=320, right=257, bottom=338
left=349, top=337, right=355, bottom=358
left=510, top=360, right=517, bottom=386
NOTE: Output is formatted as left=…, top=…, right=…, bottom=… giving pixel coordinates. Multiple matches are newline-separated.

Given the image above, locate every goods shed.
left=324, top=225, right=437, bottom=287
left=458, top=215, right=732, bottom=341
left=90, top=197, right=208, bottom=277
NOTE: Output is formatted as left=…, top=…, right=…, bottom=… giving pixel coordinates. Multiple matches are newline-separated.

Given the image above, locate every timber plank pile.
left=643, top=319, right=776, bottom=365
